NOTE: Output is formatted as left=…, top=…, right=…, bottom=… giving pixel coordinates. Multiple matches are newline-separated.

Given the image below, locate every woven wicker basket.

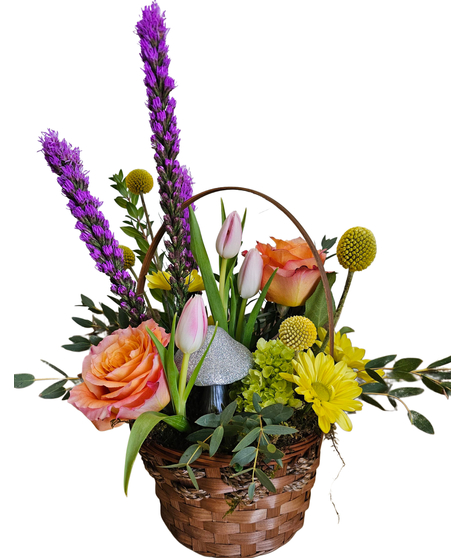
left=139, top=433, right=323, bottom=557
left=136, top=187, right=334, bottom=556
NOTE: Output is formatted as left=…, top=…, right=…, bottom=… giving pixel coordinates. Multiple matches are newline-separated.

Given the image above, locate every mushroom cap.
left=174, top=326, right=253, bottom=386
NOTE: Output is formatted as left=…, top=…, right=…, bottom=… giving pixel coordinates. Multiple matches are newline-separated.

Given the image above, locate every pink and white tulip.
left=238, top=248, right=263, bottom=299
left=175, top=295, right=208, bottom=354
left=216, top=211, right=242, bottom=259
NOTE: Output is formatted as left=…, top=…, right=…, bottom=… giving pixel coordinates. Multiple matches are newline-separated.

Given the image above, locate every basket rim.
left=141, top=431, right=323, bottom=468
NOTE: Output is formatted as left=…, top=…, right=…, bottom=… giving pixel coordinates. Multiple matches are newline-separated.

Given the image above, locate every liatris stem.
left=320, top=270, right=354, bottom=353
left=136, top=3, right=196, bottom=313
left=39, top=130, right=147, bottom=326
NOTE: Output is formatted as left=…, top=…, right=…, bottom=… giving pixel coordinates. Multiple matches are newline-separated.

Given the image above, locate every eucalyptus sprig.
left=359, top=355, right=451, bottom=434
left=168, top=396, right=297, bottom=500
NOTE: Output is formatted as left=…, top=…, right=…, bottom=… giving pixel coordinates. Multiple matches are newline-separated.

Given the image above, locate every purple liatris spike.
left=136, top=2, right=196, bottom=310
left=39, top=130, right=146, bottom=326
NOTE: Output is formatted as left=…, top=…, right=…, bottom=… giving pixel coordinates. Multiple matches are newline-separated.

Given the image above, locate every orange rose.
left=256, top=237, right=327, bottom=306
left=68, top=319, right=170, bottom=431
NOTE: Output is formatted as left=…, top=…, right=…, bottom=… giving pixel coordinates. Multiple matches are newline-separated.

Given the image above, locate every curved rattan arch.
left=137, top=186, right=334, bottom=355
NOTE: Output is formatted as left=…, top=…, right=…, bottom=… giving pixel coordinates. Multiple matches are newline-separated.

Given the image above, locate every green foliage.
left=305, top=272, right=337, bottom=328
left=231, top=338, right=302, bottom=412
left=358, top=354, right=451, bottom=434
left=64, top=295, right=129, bottom=353
left=175, top=398, right=297, bottom=500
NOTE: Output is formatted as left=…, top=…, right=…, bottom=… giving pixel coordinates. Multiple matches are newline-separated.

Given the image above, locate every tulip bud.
left=216, top=211, right=242, bottom=259
left=237, top=248, right=263, bottom=299
left=175, top=295, right=208, bottom=354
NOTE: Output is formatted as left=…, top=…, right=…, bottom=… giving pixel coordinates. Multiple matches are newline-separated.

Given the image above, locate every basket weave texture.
left=140, top=433, right=323, bottom=557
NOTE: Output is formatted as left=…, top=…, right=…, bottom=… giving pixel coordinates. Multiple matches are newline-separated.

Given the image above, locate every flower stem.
left=218, top=257, right=229, bottom=313
left=177, top=352, right=191, bottom=416
left=235, top=298, right=247, bottom=342
left=129, top=267, right=153, bottom=311
left=320, top=270, right=354, bottom=353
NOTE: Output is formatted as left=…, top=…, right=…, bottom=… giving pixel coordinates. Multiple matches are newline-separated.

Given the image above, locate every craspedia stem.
left=320, top=270, right=354, bottom=353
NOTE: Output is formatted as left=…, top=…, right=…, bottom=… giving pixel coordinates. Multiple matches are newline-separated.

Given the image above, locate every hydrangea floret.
left=232, top=338, right=303, bottom=412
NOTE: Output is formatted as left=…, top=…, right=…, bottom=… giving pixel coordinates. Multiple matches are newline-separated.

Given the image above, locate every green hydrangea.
left=231, top=338, right=303, bottom=412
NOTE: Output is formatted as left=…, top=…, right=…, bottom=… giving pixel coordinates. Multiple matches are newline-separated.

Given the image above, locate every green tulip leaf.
left=123, top=411, right=190, bottom=495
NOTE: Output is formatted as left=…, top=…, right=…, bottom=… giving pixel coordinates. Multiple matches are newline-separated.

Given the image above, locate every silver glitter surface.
left=174, top=326, right=253, bottom=386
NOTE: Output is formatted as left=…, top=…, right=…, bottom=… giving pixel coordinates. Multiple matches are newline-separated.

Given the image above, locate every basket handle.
left=136, top=186, right=334, bottom=356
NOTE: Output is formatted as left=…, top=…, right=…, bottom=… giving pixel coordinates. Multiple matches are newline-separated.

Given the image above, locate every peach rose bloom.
left=68, top=319, right=170, bottom=431
left=256, top=237, right=327, bottom=307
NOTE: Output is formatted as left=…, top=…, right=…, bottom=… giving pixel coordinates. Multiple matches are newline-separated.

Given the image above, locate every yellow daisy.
left=315, top=328, right=384, bottom=383
left=281, top=351, right=363, bottom=433
left=146, top=269, right=205, bottom=292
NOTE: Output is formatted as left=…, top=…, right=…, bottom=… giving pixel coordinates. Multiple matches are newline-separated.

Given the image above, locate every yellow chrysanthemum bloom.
left=118, top=245, right=136, bottom=270
left=337, top=226, right=376, bottom=271
left=146, top=269, right=205, bottom=292
left=125, top=169, right=154, bottom=194
left=315, top=328, right=384, bottom=383
left=281, top=351, right=363, bottom=433
left=279, top=316, right=317, bottom=351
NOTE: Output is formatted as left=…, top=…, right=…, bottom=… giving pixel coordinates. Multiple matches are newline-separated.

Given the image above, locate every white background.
left=3, top=1, right=463, bottom=557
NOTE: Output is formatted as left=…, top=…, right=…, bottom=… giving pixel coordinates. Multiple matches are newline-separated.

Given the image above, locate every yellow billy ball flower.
left=281, top=351, right=363, bottom=433
left=125, top=169, right=154, bottom=194
left=119, top=245, right=136, bottom=269
left=279, top=316, right=317, bottom=351
left=337, top=226, right=376, bottom=272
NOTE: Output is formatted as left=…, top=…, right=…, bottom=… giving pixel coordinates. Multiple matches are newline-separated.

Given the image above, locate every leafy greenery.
left=167, top=397, right=298, bottom=500
left=358, top=354, right=451, bottom=433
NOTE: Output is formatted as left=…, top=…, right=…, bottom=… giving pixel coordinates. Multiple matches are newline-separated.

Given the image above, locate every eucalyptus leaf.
left=186, top=428, right=214, bottom=442
left=360, top=394, right=387, bottom=411
left=409, top=410, right=434, bottom=434
left=272, top=407, right=295, bottom=424
left=179, top=444, right=203, bottom=465
left=39, top=380, right=67, bottom=399
left=101, top=303, right=118, bottom=324
left=69, top=335, right=90, bottom=344
left=262, top=425, right=298, bottom=435
left=361, top=383, right=389, bottom=394
left=427, top=356, right=451, bottom=369
left=220, top=401, right=237, bottom=426
left=421, top=376, right=447, bottom=396
left=387, top=371, right=417, bottom=382
left=62, top=342, right=92, bottom=352
left=365, top=370, right=387, bottom=385
left=390, top=387, right=424, bottom=398
left=119, top=308, right=130, bottom=328
left=14, top=373, right=35, bottom=389
left=72, top=317, right=94, bottom=328
left=80, top=294, right=96, bottom=308
left=233, top=427, right=261, bottom=452
left=196, top=413, right=221, bottom=428
left=260, top=403, right=284, bottom=419
left=186, top=465, right=199, bottom=490
left=230, top=446, right=257, bottom=467
left=393, top=358, right=423, bottom=373
left=209, top=426, right=224, bottom=456
left=248, top=482, right=256, bottom=500
left=255, top=468, right=276, bottom=493
left=365, top=355, right=397, bottom=369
